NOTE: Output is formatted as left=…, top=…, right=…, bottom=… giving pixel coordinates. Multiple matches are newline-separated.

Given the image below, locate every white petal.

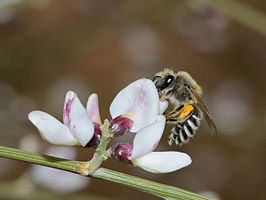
left=130, top=115, right=165, bottom=160
left=159, top=100, right=168, bottom=114
left=28, top=111, right=79, bottom=146
left=132, top=151, right=192, bottom=173
left=63, top=91, right=94, bottom=146
left=110, top=79, right=159, bottom=132
left=86, top=93, right=101, bottom=124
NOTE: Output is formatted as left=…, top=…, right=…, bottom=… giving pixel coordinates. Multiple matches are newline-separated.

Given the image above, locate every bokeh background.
left=0, top=0, right=266, bottom=200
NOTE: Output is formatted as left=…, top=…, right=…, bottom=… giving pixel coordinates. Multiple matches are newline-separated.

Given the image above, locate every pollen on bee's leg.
left=179, top=105, right=194, bottom=120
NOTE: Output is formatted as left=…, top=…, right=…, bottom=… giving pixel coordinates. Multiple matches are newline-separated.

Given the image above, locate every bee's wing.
left=190, top=88, right=218, bottom=135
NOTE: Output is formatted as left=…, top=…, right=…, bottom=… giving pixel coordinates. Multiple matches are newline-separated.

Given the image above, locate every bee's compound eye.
left=158, top=75, right=174, bottom=90
left=165, top=75, right=174, bottom=85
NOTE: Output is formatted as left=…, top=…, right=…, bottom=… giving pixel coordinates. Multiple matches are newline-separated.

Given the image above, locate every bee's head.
left=153, top=69, right=202, bottom=104
left=152, top=69, right=175, bottom=93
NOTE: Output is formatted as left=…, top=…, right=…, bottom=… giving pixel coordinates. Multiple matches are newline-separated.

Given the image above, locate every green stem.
left=92, top=168, right=213, bottom=200
left=0, top=145, right=80, bottom=173
left=78, top=120, right=112, bottom=175
left=190, top=0, right=266, bottom=36
left=0, top=145, right=215, bottom=200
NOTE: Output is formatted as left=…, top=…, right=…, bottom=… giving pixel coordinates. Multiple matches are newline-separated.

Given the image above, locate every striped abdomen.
left=168, top=107, right=203, bottom=146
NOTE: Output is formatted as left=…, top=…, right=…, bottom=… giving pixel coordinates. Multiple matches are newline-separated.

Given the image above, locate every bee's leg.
left=165, top=111, right=181, bottom=119
left=159, top=95, right=169, bottom=102
left=178, top=104, right=194, bottom=120
left=166, top=117, right=179, bottom=123
left=164, top=105, right=184, bottom=118
left=164, top=107, right=183, bottom=124
left=165, top=104, right=194, bottom=123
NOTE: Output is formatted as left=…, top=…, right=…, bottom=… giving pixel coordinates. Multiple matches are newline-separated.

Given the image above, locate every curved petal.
left=63, top=91, right=94, bottom=146
left=86, top=93, right=101, bottom=124
left=130, top=115, right=165, bottom=160
left=132, top=151, right=192, bottom=173
left=159, top=100, right=168, bottom=114
left=110, top=79, right=159, bottom=132
left=28, top=111, right=79, bottom=146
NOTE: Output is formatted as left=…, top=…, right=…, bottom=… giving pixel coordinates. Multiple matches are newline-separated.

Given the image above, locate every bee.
left=152, top=68, right=217, bottom=146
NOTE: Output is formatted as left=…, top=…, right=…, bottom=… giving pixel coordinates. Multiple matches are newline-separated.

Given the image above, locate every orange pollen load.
left=179, top=104, right=194, bottom=120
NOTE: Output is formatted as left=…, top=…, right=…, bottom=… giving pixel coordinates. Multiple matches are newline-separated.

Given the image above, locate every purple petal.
left=109, top=116, right=134, bottom=137
left=111, top=143, right=133, bottom=164
left=85, top=123, right=102, bottom=148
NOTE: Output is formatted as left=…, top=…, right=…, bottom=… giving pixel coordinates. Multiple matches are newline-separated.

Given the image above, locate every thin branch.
left=0, top=145, right=215, bottom=200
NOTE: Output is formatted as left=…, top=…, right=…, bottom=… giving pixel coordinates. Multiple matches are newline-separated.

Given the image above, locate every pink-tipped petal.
left=63, top=91, right=94, bottom=146
left=159, top=100, right=168, bottom=114
left=28, top=111, right=79, bottom=146
left=132, top=151, right=192, bottom=173
left=110, top=79, right=159, bottom=132
left=86, top=93, right=101, bottom=124
left=63, top=91, right=75, bottom=127
left=130, top=115, right=165, bottom=160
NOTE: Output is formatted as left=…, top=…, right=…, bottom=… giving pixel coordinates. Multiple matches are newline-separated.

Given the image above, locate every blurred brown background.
left=0, top=0, right=266, bottom=200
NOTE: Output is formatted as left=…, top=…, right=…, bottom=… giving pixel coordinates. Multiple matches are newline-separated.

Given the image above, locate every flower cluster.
left=29, top=79, right=191, bottom=173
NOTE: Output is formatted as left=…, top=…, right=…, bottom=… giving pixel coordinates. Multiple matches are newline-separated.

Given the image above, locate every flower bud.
left=111, top=143, right=133, bottom=164
left=85, top=123, right=102, bottom=148
left=109, top=116, right=133, bottom=136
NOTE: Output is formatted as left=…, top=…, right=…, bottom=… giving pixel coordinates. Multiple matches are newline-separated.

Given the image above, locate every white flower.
left=28, top=78, right=192, bottom=173
left=109, top=78, right=166, bottom=135
left=28, top=91, right=101, bottom=147
left=110, top=78, right=191, bottom=173
left=112, top=115, right=192, bottom=173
